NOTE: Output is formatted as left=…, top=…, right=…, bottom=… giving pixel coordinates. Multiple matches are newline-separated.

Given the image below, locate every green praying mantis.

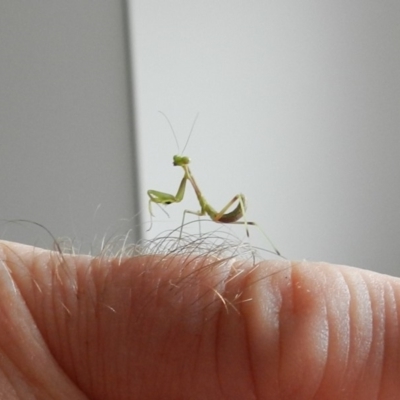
left=147, top=113, right=281, bottom=256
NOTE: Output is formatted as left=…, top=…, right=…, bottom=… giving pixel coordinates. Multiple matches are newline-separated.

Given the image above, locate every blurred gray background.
left=0, top=1, right=399, bottom=275
left=0, top=1, right=140, bottom=252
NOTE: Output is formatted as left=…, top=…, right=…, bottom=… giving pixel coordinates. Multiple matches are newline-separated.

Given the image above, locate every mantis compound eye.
left=173, top=155, right=190, bottom=166
left=181, top=156, right=190, bottom=164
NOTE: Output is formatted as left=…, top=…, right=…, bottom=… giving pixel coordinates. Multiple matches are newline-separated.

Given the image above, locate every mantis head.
left=173, top=155, right=190, bottom=166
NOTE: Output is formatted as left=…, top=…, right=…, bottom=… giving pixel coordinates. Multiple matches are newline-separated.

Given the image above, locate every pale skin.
left=1, top=240, right=400, bottom=399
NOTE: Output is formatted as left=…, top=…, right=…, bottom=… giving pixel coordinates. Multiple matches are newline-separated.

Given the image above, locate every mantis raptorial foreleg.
left=147, top=174, right=187, bottom=215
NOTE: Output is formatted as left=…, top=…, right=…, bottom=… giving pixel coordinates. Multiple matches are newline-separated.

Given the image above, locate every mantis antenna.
left=158, top=111, right=199, bottom=155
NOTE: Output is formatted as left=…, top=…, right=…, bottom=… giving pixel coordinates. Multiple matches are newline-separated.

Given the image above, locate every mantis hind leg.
left=179, top=208, right=206, bottom=240
left=214, top=194, right=247, bottom=225
left=213, top=194, right=281, bottom=257
left=227, top=220, right=282, bottom=257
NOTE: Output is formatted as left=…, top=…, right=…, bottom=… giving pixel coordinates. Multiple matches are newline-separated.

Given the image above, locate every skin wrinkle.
left=185, top=259, right=227, bottom=312
left=278, top=263, right=330, bottom=399
left=274, top=268, right=288, bottom=398
left=76, top=276, right=89, bottom=395
left=128, top=263, right=161, bottom=393
left=215, top=296, right=226, bottom=399
left=31, top=255, right=55, bottom=370
left=366, top=273, right=386, bottom=399
left=3, top=240, right=400, bottom=398
left=0, top=246, right=87, bottom=399
left=50, top=269, right=66, bottom=378
left=197, top=258, right=233, bottom=398
left=81, top=262, right=99, bottom=395
left=314, top=266, right=351, bottom=398
left=122, top=287, right=134, bottom=397
left=106, top=294, right=127, bottom=397
left=109, top=261, right=147, bottom=397
left=308, top=272, right=330, bottom=398
left=170, top=259, right=203, bottom=327
left=339, top=270, right=353, bottom=392
left=191, top=258, right=232, bottom=327
left=131, top=255, right=225, bottom=397
left=241, top=260, right=281, bottom=399
left=0, top=368, right=18, bottom=400
left=99, top=259, right=123, bottom=395
left=379, top=280, right=400, bottom=399
left=188, top=318, right=203, bottom=397
left=242, top=304, right=258, bottom=400
left=0, top=262, right=31, bottom=398
left=216, top=262, right=257, bottom=400
left=389, top=279, right=400, bottom=395
left=190, top=304, right=217, bottom=398
left=0, top=351, right=35, bottom=400
left=86, top=258, right=105, bottom=397
left=341, top=269, right=373, bottom=395
left=64, top=273, right=82, bottom=385
left=50, top=256, right=79, bottom=387
left=240, top=261, right=290, bottom=399
left=127, top=260, right=163, bottom=332
left=343, top=269, right=382, bottom=399
left=200, top=256, right=255, bottom=398
left=99, top=290, right=119, bottom=395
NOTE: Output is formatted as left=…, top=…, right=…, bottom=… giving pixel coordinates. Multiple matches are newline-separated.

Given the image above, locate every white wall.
left=131, top=1, right=400, bottom=275
left=0, top=1, right=141, bottom=252
left=0, top=1, right=398, bottom=274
